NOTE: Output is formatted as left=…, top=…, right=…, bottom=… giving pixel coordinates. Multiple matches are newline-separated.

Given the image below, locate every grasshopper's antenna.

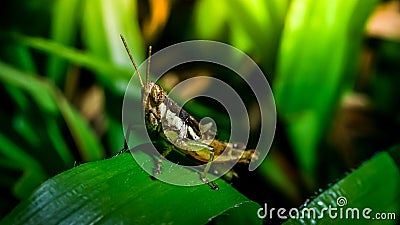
left=120, top=34, right=144, bottom=87
left=146, top=46, right=152, bottom=85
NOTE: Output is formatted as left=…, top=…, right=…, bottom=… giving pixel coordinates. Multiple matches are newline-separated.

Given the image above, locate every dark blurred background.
left=0, top=0, right=399, bottom=221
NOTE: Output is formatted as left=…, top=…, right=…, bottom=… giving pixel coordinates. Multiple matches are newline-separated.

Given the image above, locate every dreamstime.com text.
left=257, top=197, right=397, bottom=221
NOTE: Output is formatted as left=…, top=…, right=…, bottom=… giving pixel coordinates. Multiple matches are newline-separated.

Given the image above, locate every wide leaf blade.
left=282, top=149, right=400, bottom=224
left=0, top=152, right=262, bottom=225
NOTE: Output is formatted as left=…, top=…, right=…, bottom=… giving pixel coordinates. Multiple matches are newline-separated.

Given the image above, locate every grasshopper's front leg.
left=153, top=145, right=173, bottom=175
left=114, top=125, right=135, bottom=157
left=164, top=131, right=219, bottom=190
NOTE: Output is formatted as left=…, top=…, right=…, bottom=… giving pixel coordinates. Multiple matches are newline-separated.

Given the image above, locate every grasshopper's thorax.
left=142, top=81, right=203, bottom=141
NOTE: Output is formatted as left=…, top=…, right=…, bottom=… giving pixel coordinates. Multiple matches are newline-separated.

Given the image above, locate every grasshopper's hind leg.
left=153, top=145, right=173, bottom=175
left=200, top=148, right=219, bottom=191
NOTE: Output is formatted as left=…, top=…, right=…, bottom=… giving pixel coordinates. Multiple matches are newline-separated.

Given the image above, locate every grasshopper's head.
left=142, top=82, right=166, bottom=112
left=120, top=35, right=162, bottom=118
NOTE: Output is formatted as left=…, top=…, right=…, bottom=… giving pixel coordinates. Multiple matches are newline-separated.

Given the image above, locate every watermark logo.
left=122, top=40, right=276, bottom=187
left=257, top=196, right=397, bottom=221
left=336, top=196, right=347, bottom=207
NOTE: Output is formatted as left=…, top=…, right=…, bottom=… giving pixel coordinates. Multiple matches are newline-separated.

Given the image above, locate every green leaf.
left=0, top=134, right=47, bottom=199
left=81, top=0, right=110, bottom=61
left=14, top=34, right=131, bottom=94
left=1, top=152, right=262, bottom=225
left=0, top=61, right=58, bottom=114
left=194, top=0, right=290, bottom=70
left=194, top=0, right=228, bottom=39
left=44, top=118, right=74, bottom=167
left=0, top=61, right=104, bottom=161
left=81, top=0, right=144, bottom=84
left=47, top=0, right=82, bottom=83
left=282, top=150, right=400, bottom=224
left=101, top=0, right=144, bottom=64
left=273, top=0, right=380, bottom=178
left=56, top=92, right=105, bottom=161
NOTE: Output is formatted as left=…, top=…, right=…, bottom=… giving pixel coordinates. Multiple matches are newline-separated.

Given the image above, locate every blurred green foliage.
left=0, top=0, right=399, bottom=224
left=274, top=0, right=380, bottom=180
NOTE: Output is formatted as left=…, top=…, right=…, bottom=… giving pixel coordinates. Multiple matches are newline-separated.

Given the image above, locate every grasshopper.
left=119, top=35, right=258, bottom=190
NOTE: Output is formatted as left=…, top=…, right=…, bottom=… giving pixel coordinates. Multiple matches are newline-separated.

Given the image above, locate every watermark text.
left=257, top=197, right=397, bottom=221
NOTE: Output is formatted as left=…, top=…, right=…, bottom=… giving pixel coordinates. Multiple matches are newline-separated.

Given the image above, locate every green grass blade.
left=273, top=0, right=380, bottom=178
left=101, top=0, right=144, bottom=65
left=81, top=0, right=143, bottom=92
left=2, top=43, right=37, bottom=129
left=0, top=153, right=262, bottom=225
left=194, top=0, right=228, bottom=39
left=282, top=150, right=400, bottom=224
left=0, top=61, right=104, bottom=161
left=12, top=113, right=41, bottom=148
left=15, top=34, right=131, bottom=94
left=56, top=91, right=105, bottom=161
left=0, top=134, right=47, bottom=199
left=194, top=0, right=289, bottom=70
left=45, top=119, right=74, bottom=167
left=47, top=0, right=81, bottom=83
left=81, top=0, right=110, bottom=61
left=0, top=61, right=58, bottom=113
left=0, top=134, right=45, bottom=176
